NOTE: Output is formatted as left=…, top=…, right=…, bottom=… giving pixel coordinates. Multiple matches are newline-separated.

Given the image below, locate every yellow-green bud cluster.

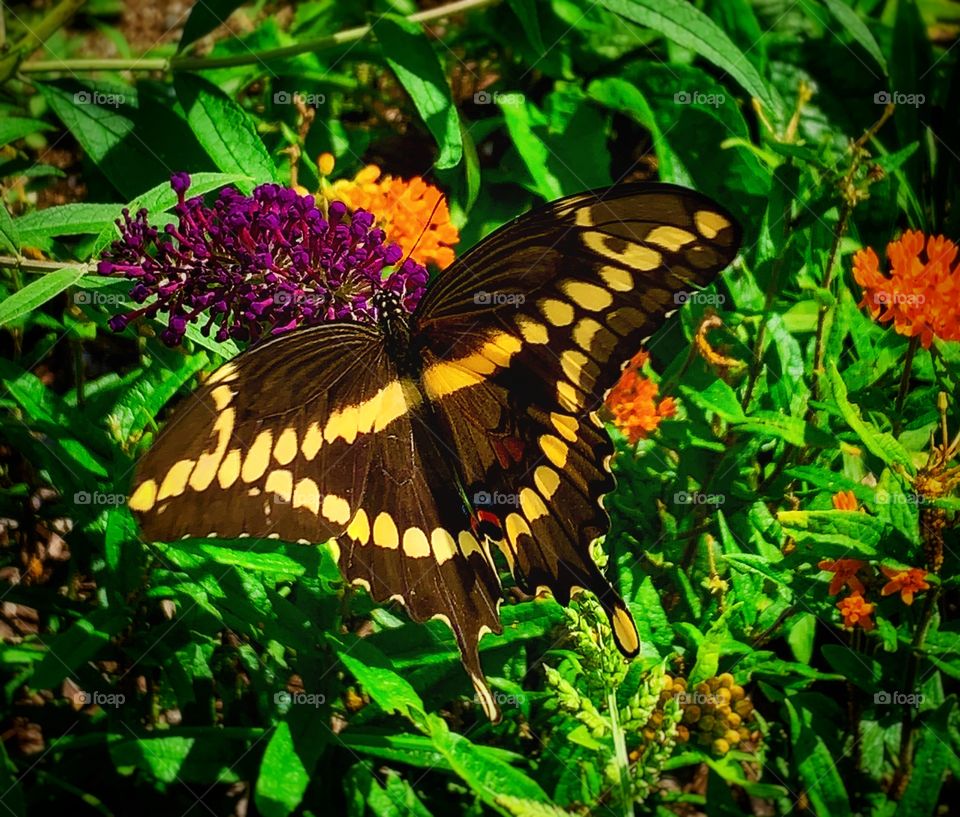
left=670, top=673, right=758, bottom=755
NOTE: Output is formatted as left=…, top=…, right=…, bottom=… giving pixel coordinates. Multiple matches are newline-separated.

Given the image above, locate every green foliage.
left=0, top=0, right=959, bottom=815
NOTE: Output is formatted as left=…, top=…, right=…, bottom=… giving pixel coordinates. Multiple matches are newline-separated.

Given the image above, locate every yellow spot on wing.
left=516, top=316, right=549, bottom=344
left=402, top=527, right=431, bottom=557
left=158, top=459, right=196, bottom=501
left=273, top=427, right=298, bottom=465
left=301, top=422, right=323, bottom=460
left=210, top=385, right=234, bottom=410
left=206, top=362, right=238, bottom=386
left=293, top=478, right=321, bottom=514
left=600, top=266, right=633, bottom=292
left=242, top=430, right=273, bottom=482
left=189, top=408, right=235, bottom=492
left=373, top=512, right=399, bottom=549
left=481, top=332, right=522, bottom=367
left=505, top=513, right=531, bottom=547
left=561, top=280, right=613, bottom=311
left=422, top=360, right=487, bottom=400
left=534, top=466, right=561, bottom=499
left=520, top=487, right=549, bottom=521
left=218, top=448, right=241, bottom=488
left=539, top=434, right=569, bottom=468
left=583, top=231, right=662, bottom=270
left=557, top=379, right=584, bottom=411
left=646, top=225, right=696, bottom=251
left=561, top=349, right=597, bottom=390
left=322, top=494, right=351, bottom=525
left=431, top=528, right=457, bottom=564
left=458, top=530, right=482, bottom=558
left=550, top=412, right=579, bottom=442
left=324, top=404, right=359, bottom=444
left=129, top=479, right=158, bottom=511
left=538, top=298, right=575, bottom=326
left=347, top=509, right=370, bottom=544
left=265, top=469, right=293, bottom=503
left=694, top=209, right=730, bottom=239
left=611, top=605, right=640, bottom=656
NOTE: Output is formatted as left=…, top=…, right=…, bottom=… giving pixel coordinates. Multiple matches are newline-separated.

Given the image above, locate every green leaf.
left=0, top=117, right=54, bottom=146
left=785, top=699, right=852, bottom=817
left=0, top=203, right=19, bottom=255
left=155, top=540, right=310, bottom=578
left=596, top=0, right=782, bottom=119
left=31, top=609, right=127, bottom=689
left=499, top=100, right=564, bottom=200
left=733, top=412, right=835, bottom=448
left=255, top=721, right=309, bottom=817
left=14, top=204, right=124, bottom=245
left=374, top=14, right=463, bottom=170
left=0, top=267, right=86, bottom=326
left=179, top=0, right=247, bottom=52
left=175, top=73, right=277, bottom=188
left=0, top=740, right=26, bottom=817
left=895, top=700, right=956, bottom=817
left=777, top=510, right=886, bottom=557
left=819, top=0, right=887, bottom=75
left=825, top=362, right=914, bottom=473
left=680, top=378, right=745, bottom=423
left=507, top=0, right=547, bottom=54
left=337, top=638, right=427, bottom=723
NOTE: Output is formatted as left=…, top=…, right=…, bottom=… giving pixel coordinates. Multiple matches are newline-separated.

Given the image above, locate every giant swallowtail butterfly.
left=128, top=183, right=740, bottom=721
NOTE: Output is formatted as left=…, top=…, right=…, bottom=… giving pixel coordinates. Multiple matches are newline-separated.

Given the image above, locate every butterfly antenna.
left=398, top=193, right=443, bottom=268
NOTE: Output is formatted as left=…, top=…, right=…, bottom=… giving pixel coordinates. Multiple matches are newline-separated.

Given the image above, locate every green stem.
left=20, top=0, right=500, bottom=74
left=607, top=688, right=634, bottom=817
left=894, top=336, right=920, bottom=429
left=0, top=0, right=86, bottom=82
left=0, top=255, right=89, bottom=273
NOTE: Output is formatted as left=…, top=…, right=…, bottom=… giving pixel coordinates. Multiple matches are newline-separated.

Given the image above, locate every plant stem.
left=0, top=256, right=89, bottom=273
left=0, top=0, right=87, bottom=82
left=20, top=0, right=500, bottom=74
left=607, top=688, right=634, bottom=817
left=894, top=336, right=920, bottom=428
left=890, top=587, right=939, bottom=798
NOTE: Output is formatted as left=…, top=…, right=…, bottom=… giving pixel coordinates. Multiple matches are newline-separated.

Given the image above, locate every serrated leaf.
left=785, top=699, right=852, bottom=817
left=375, top=15, right=463, bottom=170
left=0, top=117, right=55, bottom=146
left=14, top=204, right=124, bottom=245
left=175, top=73, right=276, bottom=188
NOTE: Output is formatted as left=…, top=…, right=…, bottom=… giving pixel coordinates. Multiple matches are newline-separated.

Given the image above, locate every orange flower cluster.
left=819, top=490, right=931, bottom=628
left=853, top=230, right=960, bottom=348
left=605, top=350, right=676, bottom=444
left=321, top=157, right=459, bottom=270
left=880, top=566, right=930, bottom=605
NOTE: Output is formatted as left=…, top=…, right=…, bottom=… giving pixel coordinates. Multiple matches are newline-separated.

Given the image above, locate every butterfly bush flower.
left=99, top=173, right=428, bottom=346
left=853, top=230, right=960, bottom=348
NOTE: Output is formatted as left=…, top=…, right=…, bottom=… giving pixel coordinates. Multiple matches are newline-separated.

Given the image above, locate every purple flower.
left=99, top=174, right=429, bottom=346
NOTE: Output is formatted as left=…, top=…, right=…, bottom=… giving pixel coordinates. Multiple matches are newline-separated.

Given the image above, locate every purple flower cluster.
left=99, top=173, right=428, bottom=346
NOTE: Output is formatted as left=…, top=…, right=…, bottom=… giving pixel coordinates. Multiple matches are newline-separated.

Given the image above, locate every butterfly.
left=127, top=183, right=741, bottom=721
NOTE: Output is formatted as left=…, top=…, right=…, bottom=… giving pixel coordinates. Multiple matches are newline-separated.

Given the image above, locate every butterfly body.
left=129, top=183, right=741, bottom=721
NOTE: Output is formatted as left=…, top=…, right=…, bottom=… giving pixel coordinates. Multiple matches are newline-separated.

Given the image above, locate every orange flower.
left=818, top=558, right=866, bottom=595
left=837, top=593, right=875, bottom=630
left=831, top=490, right=858, bottom=511
left=853, top=230, right=960, bottom=348
left=880, top=566, right=930, bottom=605
left=322, top=158, right=459, bottom=269
left=605, top=350, right=676, bottom=444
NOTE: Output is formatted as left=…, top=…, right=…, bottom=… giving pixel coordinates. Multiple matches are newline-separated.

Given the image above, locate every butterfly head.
left=372, top=288, right=415, bottom=368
